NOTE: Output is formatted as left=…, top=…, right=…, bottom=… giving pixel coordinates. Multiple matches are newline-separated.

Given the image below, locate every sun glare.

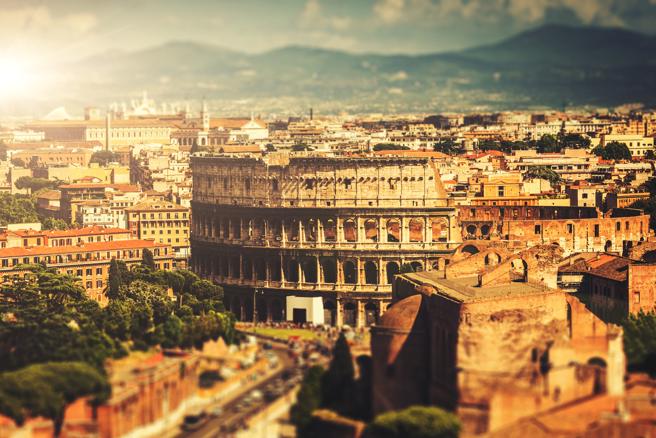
left=0, top=59, right=37, bottom=99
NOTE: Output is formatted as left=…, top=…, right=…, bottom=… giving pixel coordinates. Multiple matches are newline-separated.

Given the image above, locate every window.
left=76, top=269, right=83, bottom=276
left=582, top=193, right=588, bottom=199
left=534, top=224, right=541, bottom=235
left=616, top=222, right=621, bottom=231
left=96, top=268, right=102, bottom=275
left=86, top=281, right=92, bottom=289
left=594, top=224, right=600, bottom=237
left=498, top=187, right=505, bottom=197
left=567, top=223, right=573, bottom=234
left=634, top=291, right=640, bottom=304
left=344, top=178, right=352, bottom=189
left=86, top=269, right=92, bottom=276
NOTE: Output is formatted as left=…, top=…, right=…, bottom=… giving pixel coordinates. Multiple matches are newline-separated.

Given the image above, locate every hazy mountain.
left=63, top=24, right=656, bottom=113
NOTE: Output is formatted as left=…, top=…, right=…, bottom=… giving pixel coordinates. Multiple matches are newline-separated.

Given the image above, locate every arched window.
left=343, top=261, right=357, bottom=284
left=343, top=219, right=357, bottom=242
left=386, top=262, right=400, bottom=284
left=408, top=218, right=424, bottom=242
left=431, top=218, right=448, bottom=242
left=364, top=219, right=378, bottom=242
left=364, top=261, right=378, bottom=285
left=386, top=219, right=400, bottom=242
left=302, top=258, right=317, bottom=283
left=321, top=257, right=337, bottom=283
left=324, top=219, right=337, bottom=242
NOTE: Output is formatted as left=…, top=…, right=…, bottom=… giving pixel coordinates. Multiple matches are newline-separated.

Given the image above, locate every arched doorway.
left=321, top=257, right=337, bottom=283
left=604, top=240, right=612, bottom=252
left=302, top=258, right=317, bottom=283
left=286, top=259, right=299, bottom=282
left=271, top=299, right=283, bottom=322
left=410, top=261, right=423, bottom=272
left=510, top=258, right=528, bottom=282
left=466, top=224, right=477, bottom=238
left=364, top=302, right=378, bottom=326
left=588, top=357, right=607, bottom=395
left=364, top=261, right=378, bottom=285
left=364, top=219, right=378, bottom=242
left=323, top=300, right=336, bottom=326
left=386, top=262, right=400, bottom=284
left=343, top=261, right=357, bottom=284
left=343, top=302, right=357, bottom=326
left=484, top=252, right=501, bottom=266
left=461, top=244, right=479, bottom=256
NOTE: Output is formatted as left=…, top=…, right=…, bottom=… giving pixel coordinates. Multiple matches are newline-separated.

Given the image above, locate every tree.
left=373, top=144, right=410, bottom=151
left=42, top=217, right=69, bottom=230
left=14, top=176, right=58, bottom=193
left=622, top=310, right=656, bottom=376
left=10, top=158, right=26, bottom=168
left=645, top=150, right=656, bottom=160
left=290, top=366, right=325, bottom=438
left=0, top=362, right=109, bottom=437
left=0, top=140, right=7, bottom=160
left=559, top=133, right=590, bottom=149
left=536, top=134, right=561, bottom=153
left=89, top=150, right=119, bottom=166
left=142, top=248, right=156, bottom=270
left=592, top=141, right=632, bottom=161
left=433, top=139, right=463, bottom=155
left=107, top=259, right=122, bottom=299
left=523, top=166, right=562, bottom=186
left=363, top=406, right=461, bottom=438
left=321, top=333, right=355, bottom=415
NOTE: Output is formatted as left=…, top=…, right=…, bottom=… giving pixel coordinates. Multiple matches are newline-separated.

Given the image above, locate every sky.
left=1, top=0, right=656, bottom=62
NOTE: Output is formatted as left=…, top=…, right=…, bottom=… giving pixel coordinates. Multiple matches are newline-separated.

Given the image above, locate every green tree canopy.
left=142, top=248, right=156, bottom=270
left=536, top=134, right=562, bottom=153
left=592, top=141, right=632, bottom=161
left=364, top=406, right=461, bottom=438
left=14, top=177, right=59, bottom=193
left=559, top=133, right=591, bottom=149
left=622, top=310, right=656, bottom=377
left=290, top=366, right=325, bottom=438
left=89, top=150, right=120, bottom=166
left=0, top=362, right=109, bottom=436
left=523, top=166, right=562, bottom=186
left=433, top=139, right=464, bottom=155
left=373, top=144, right=410, bottom=151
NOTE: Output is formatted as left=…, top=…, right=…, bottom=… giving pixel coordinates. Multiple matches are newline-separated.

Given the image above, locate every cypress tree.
left=107, top=259, right=122, bottom=299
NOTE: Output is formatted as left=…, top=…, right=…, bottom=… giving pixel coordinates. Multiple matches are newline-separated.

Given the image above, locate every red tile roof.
left=0, top=239, right=168, bottom=258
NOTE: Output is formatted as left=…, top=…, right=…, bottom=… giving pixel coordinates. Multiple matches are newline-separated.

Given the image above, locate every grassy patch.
left=247, top=327, right=320, bottom=341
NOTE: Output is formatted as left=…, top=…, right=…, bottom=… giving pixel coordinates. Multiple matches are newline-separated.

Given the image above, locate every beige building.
left=596, top=134, right=655, bottom=158
left=126, top=200, right=190, bottom=264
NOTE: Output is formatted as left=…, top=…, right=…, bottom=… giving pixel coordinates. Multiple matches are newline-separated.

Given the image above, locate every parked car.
left=182, top=411, right=208, bottom=431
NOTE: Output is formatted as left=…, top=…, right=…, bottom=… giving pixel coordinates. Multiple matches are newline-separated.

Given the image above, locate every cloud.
left=371, top=0, right=636, bottom=27
left=300, top=0, right=352, bottom=31
left=63, top=12, right=98, bottom=33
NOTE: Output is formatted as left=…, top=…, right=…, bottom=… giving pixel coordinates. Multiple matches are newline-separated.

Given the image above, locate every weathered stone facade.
left=372, top=252, right=625, bottom=435
left=458, top=205, right=650, bottom=255
left=190, top=154, right=462, bottom=326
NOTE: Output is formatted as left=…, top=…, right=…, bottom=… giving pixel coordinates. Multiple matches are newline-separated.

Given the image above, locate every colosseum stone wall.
left=191, top=154, right=462, bottom=327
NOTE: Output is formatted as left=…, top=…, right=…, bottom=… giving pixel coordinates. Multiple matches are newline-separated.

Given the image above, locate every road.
left=176, top=343, right=301, bottom=438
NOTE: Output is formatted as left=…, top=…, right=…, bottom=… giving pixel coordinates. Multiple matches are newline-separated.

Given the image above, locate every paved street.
left=176, top=343, right=301, bottom=438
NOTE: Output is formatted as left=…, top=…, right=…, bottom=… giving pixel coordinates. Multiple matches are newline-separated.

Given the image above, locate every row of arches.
left=194, top=214, right=451, bottom=245
left=192, top=253, right=436, bottom=286
left=227, top=295, right=382, bottom=327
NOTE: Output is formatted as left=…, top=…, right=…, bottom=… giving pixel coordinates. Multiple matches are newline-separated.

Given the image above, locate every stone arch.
left=254, top=258, right=266, bottom=281
left=288, top=219, right=300, bottom=242
left=343, top=301, right=357, bottom=326
left=323, top=300, right=336, bottom=326
left=305, top=219, right=317, bottom=242
left=256, top=296, right=267, bottom=322
left=484, top=252, right=501, bottom=266
left=364, top=302, right=378, bottom=326
left=364, top=261, right=378, bottom=285
left=286, top=259, right=299, bottom=282
left=461, top=244, right=480, bottom=256
left=230, top=256, right=241, bottom=278
left=321, top=257, right=337, bottom=283
left=324, top=219, right=337, bottom=242
left=252, top=218, right=264, bottom=239
left=302, top=257, right=318, bottom=283
left=343, top=260, right=357, bottom=284
left=604, top=240, right=612, bottom=252
left=271, top=178, right=279, bottom=192
left=587, top=357, right=607, bottom=394
left=364, top=219, right=378, bottom=242
left=386, top=219, right=400, bottom=242
left=343, top=219, right=357, bottom=242
left=242, top=257, right=253, bottom=280
left=270, top=258, right=282, bottom=282
left=410, top=261, right=423, bottom=272
left=480, top=224, right=491, bottom=237
left=466, top=224, right=478, bottom=238
left=431, top=218, right=448, bottom=242
left=408, top=218, right=424, bottom=242
left=271, top=299, right=283, bottom=321
left=510, top=258, right=528, bottom=282
left=386, top=261, right=400, bottom=284
left=232, top=219, right=242, bottom=239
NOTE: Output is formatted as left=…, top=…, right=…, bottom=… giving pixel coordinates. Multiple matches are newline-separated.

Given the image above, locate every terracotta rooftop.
left=586, top=255, right=632, bottom=282
left=0, top=239, right=167, bottom=258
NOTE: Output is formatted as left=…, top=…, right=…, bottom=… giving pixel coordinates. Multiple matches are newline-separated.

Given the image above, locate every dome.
left=379, top=294, right=425, bottom=331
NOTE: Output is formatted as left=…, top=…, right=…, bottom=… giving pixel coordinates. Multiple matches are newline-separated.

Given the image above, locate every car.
left=182, top=412, right=208, bottom=431
left=262, top=342, right=273, bottom=350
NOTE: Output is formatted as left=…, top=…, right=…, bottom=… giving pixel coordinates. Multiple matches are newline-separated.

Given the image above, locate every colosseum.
left=190, top=154, right=462, bottom=327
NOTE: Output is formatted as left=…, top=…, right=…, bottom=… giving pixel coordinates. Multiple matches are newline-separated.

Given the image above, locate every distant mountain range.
left=53, top=25, right=656, bottom=114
